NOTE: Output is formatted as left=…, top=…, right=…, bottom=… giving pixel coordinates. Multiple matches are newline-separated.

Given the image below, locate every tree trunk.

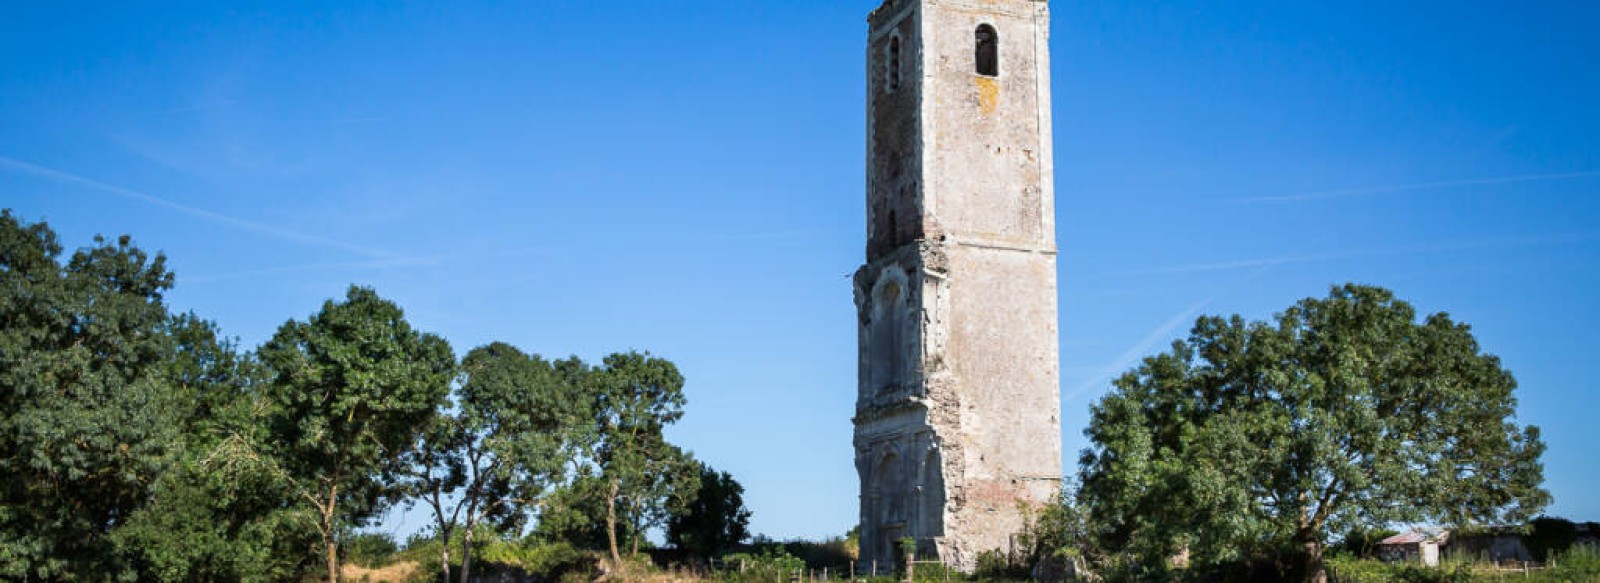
left=322, top=475, right=343, bottom=583
left=325, top=531, right=340, bottom=583
left=459, top=525, right=474, bottom=583
left=606, top=477, right=623, bottom=567
left=439, top=533, right=451, bottom=583
left=1302, top=529, right=1326, bottom=583
left=321, top=492, right=341, bottom=583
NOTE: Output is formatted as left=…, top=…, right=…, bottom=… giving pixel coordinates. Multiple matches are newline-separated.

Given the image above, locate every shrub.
left=719, top=547, right=806, bottom=581
left=973, top=549, right=1025, bottom=580
left=345, top=532, right=400, bottom=567
left=1549, top=543, right=1600, bottom=578
left=1526, top=516, right=1580, bottom=561
left=1325, top=556, right=1472, bottom=583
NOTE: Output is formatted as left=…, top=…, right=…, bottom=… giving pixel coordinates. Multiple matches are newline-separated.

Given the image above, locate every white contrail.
left=1234, top=171, right=1600, bottom=203
left=180, top=257, right=440, bottom=284
left=1107, top=232, right=1600, bottom=277
left=1064, top=266, right=1273, bottom=404
left=0, top=155, right=397, bottom=259
left=1062, top=295, right=1215, bottom=405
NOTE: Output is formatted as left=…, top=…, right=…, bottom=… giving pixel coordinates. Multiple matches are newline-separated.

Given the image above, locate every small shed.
left=1378, top=530, right=1450, bottom=567
left=1449, top=527, right=1533, bottom=563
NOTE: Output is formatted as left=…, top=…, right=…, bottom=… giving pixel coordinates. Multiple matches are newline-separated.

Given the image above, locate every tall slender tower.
left=853, top=0, right=1060, bottom=572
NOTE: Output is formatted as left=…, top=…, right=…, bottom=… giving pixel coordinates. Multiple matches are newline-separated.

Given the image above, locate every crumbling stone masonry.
left=854, top=0, right=1061, bottom=573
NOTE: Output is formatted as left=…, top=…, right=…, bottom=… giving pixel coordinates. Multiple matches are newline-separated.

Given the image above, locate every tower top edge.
left=868, top=0, right=1047, bottom=23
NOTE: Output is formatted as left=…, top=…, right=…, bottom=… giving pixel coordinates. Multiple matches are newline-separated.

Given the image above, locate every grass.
left=1326, top=544, right=1600, bottom=583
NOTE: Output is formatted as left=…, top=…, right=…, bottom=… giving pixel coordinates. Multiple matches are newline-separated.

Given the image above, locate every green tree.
left=1017, top=489, right=1097, bottom=574
left=579, top=351, right=700, bottom=565
left=532, top=474, right=617, bottom=550
left=1333, top=526, right=1397, bottom=559
left=667, top=463, right=752, bottom=560
left=259, top=286, right=455, bottom=583
left=111, top=315, right=317, bottom=581
left=1079, top=284, right=1548, bottom=583
left=1525, top=516, right=1579, bottom=561
left=406, top=343, right=586, bottom=583
left=0, top=211, right=185, bottom=579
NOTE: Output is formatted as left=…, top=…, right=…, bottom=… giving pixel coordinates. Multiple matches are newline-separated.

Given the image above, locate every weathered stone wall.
left=867, top=0, right=925, bottom=261
left=856, top=0, right=1060, bottom=573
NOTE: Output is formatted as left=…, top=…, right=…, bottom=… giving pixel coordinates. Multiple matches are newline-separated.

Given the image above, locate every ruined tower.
left=853, top=0, right=1060, bottom=572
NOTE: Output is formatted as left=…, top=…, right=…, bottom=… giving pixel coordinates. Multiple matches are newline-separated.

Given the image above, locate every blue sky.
left=3, top=0, right=1596, bottom=540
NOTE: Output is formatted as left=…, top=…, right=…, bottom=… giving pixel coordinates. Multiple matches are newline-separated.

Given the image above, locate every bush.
left=719, top=547, right=806, bottom=581
left=1549, top=543, right=1600, bottom=579
left=766, top=537, right=854, bottom=569
left=483, top=540, right=596, bottom=580
left=1336, top=527, right=1399, bottom=559
left=346, top=532, right=401, bottom=567
left=973, top=549, right=1027, bottom=580
left=1325, top=556, right=1471, bottom=583
left=1526, top=516, right=1580, bottom=561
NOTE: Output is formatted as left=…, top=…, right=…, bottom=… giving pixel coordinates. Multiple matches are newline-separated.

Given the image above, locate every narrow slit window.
left=887, top=35, right=902, bottom=92
left=975, top=24, right=998, bottom=77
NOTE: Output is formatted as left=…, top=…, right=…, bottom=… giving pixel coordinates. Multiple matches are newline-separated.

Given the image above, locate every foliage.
left=0, top=212, right=739, bottom=581
left=1333, top=526, right=1398, bottom=558
left=259, top=285, right=456, bottom=582
left=1524, top=516, right=1578, bottom=561
left=1550, top=543, right=1600, bottom=578
left=750, top=537, right=855, bottom=572
left=345, top=532, right=400, bottom=567
left=398, top=530, right=596, bottom=583
left=484, top=540, right=590, bottom=576
left=575, top=351, right=701, bottom=564
left=722, top=547, right=805, bottom=576
left=1079, top=284, right=1549, bottom=581
left=532, top=474, right=618, bottom=550
left=405, top=342, right=585, bottom=582
left=668, top=463, right=753, bottom=559
left=111, top=315, right=319, bottom=582
left=1324, top=556, right=1472, bottom=583
left=1323, top=546, right=1600, bottom=583
left=1017, top=490, right=1096, bottom=563
left=973, top=549, right=1019, bottom=580
left=0, top=212, right=190, bottom=579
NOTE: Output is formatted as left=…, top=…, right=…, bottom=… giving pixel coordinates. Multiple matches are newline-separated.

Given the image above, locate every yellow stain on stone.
left=976, top=76, right=1000, bottom=115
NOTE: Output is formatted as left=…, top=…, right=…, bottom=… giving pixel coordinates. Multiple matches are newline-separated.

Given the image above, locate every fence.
left=709, top=555, right=953, bottom=582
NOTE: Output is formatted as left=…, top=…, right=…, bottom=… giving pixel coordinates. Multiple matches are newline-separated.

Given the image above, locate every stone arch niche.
left=871, top=449, right=908, bottom=569
left=865, top=266, right=913, bottom=394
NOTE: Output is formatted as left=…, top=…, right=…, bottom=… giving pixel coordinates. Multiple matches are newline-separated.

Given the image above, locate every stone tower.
left=853, top=0, right=1060, bottom=572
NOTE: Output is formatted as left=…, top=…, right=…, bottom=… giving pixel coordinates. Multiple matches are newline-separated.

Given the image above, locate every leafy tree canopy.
left=1079, top=284, right=1548, bottom=582
left=567, top=351, right=700, bottom=565
left=111, top=315, right=317, bottom=582
left=406, top=341, right=588, bottom=583
left=667, top=463, right=753, bottom=559
left=259, top=285, right=455, bottom=582
left=0, top=211, right=184, bottom=579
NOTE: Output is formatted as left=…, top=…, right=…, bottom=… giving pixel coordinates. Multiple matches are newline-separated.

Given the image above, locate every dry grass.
left=341, top=560, right=420, bottom=583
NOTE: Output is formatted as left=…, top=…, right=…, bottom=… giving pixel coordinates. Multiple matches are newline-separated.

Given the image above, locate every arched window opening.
left=919, top=448, right=945, bottom=540
left=887, top=34, right=903, bottom=92
left=975, top=24, right=998, bottom=77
